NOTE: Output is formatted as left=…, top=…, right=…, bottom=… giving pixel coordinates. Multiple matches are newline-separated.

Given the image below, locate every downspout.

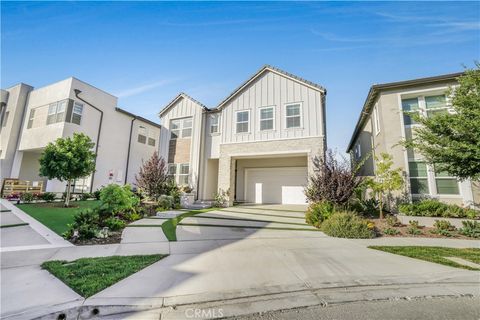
left=124, top=118, right=136, bottom=184
left=196, top=111, right=207, bottom=201
left=74, top=89, right=103, bottom=193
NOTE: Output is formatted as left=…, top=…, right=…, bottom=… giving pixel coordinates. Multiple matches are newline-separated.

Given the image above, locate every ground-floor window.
left=71, top=175, right=92, bottom=193
left=408, top=161, right=460, bottom=196
left=167, top=163, right=190, bottom=186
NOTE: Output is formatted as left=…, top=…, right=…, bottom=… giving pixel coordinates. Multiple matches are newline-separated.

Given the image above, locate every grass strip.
left=369, top=246, right=480, bottom=271
left=178, top=222, right=319, bottom=232
left=185, top=215, right=308, bottom=226
left=42, top=254, right=166, bottom=297
left=220, top=209, right=305, bottom=220
left=160, top=207, right=219, bottom=241
left=17, top=200, right=101, bottom=235
left=0, top=223, right=29, bottom=228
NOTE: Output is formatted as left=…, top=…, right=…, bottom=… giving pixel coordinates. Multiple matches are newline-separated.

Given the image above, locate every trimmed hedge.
left=399, top=199, right=478, bottom=219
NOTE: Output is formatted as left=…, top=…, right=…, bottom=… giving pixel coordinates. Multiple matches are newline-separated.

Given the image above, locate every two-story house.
left=347, top=72, right=480, bottom=207
left=1, top=77, right=161, bottom=193
left=159, top=65, right=327, bottom=206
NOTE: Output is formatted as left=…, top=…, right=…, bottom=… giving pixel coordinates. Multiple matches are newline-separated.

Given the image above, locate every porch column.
left=218, top=155, right=235, bottom=206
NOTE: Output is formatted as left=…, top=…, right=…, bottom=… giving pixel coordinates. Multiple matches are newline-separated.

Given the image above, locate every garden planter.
left=396, top=214, right=476, bottom=229
left=180, top=193, right=195, bottom=208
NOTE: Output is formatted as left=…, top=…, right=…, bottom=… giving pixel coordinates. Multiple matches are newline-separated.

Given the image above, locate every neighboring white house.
left=1, top=77, right=161, bottom=194
left=159, top=65, right=327, bottom=206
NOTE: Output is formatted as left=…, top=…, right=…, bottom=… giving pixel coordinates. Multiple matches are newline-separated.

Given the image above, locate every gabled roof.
left=158, top=92, right=208, bottom=117
left=215, top=65, right=326, bottom=110
left=346, top=72, right=464, bottom=153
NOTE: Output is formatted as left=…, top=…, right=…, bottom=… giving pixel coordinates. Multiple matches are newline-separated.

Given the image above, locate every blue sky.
left=2, top=1, right=479, bottom=153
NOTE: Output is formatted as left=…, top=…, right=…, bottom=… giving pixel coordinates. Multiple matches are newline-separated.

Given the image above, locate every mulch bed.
left=71, top=231, right=123, bottom=246
left=372, top=218, right=473, bottom=240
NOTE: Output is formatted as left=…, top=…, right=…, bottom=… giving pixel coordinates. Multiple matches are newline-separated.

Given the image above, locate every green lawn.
left=42, top=254, right=166, bottom=297
left=17, top=200, right=101, bottom=235
left=369, top=246, right=480, bottom=271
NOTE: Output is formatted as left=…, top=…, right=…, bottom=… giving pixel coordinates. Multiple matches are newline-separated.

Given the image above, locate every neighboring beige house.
left=1, top=77, right=161, bottom=193
left=159, top=65, right=327, bottom=206
left=347, top=72, right=479, bottom=207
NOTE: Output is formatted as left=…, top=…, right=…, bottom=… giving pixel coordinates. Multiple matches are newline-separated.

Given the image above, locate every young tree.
left=39, top=133, right=96, bottom=207
left=405, top=64, right=480, bottom=180
left=135, top=152, right=168, bottom=201
left=368, top=153, right=404, bottom=219
left=305, top=149, right=363, bottom=205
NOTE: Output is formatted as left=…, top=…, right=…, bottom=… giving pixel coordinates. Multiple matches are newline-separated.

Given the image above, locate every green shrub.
left=406, top=227, right=422, bottom=235
left=20, top=192, right=34, bottom=203
left=385, top=215, right=400, bottom=227
left=305, top=201, right=335, bottom=228
left=157, top=195, right=174, bottom=211
left=80, top=193, right=92, bottom=201
left=350, top=198, right=382, bottom=217
left=321, top=211, right=375, bottom=239
left=459, top=221, right=480, bottom=238
left=213, top=189, right=230, bottom=208
left=399, top=199, right=479, bottom=219
left=63, top=209, right=99, bottom=240
left=165, top=179, right=181, bottom=208
left=124, top=211, right=143, bottom=222
left=41, top=192, right=56, bottom=202
left=103, top=217, right=126, bottom=231
left=93, top=189, right=101, bottom=200
left=100, top=184, right=139, bottom=214
left=433, top=220, right=456, bottom=231
left=383, top=227, right=400, bottom=235
left=409, top=220, right=420, bottom=229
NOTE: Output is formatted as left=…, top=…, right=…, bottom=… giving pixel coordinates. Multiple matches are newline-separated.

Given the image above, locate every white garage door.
left=245, top=167, right=308, bottom=204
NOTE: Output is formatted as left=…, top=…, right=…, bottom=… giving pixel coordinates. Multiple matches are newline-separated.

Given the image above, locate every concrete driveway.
left=2, top=203, right=479, bottom=319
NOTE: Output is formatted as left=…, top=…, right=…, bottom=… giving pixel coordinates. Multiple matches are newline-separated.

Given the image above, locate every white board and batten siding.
left=159, top=96, right=204, bottom=191
left=220, top=70, right=325, bottom=144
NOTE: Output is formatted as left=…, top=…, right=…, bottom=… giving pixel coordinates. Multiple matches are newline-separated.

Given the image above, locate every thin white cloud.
left=115, top=79, right=175, bottom=98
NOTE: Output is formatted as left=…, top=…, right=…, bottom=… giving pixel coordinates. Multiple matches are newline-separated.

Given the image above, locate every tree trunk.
left=65, top=180, right=71, bottom=207
left=379, top=193, right=384, bottom=220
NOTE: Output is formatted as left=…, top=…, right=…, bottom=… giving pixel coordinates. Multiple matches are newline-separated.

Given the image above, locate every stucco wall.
left=218, top=137, right=324, bottom=205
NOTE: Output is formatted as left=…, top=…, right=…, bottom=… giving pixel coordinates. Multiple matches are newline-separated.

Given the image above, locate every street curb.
left=25, top=281, right=480, bottom=320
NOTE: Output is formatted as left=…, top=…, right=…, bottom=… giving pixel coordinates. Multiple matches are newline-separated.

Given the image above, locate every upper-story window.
left=236, top=110, right=250, bottom=133
left=402, top=94, right=448, bottom=126
left=425, top=95, right=448, bottom=118
left=373, top=105, right=380, bottom=135
left=138, top=126, right=147, bottom=144
left=354, top=143, right=361, bottom=160
left=148, top=130, right=156, bottom=147
left=27, top=109, right=35, bottom=129
left=285, top=103, right=302, bottom=128
left=1, top=111, right=8, bottom=127
left=401, top=98, right=420, bottom=125
left=47, top=100, right=67, bottom=125
left=210, top=114, right=220, bottom=134
left=170, top=117, right=193, bottom=139
left=259, top=106, right=274, bottom=131
left=71, top=102, right=84, bottom=125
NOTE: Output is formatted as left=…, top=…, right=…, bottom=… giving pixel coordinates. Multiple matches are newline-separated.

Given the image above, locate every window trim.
left=408, top=161, right=430, bottom=196
left=209, top=113, right=221, bottom=135
left=258, top=106, right=275, bottom=131
left=284, top=102, right=303, bottom=129
left=373, top=105, right=380, bottom=135
left=138, top=125, right=147, bottom=144
left=235, top=109, right=251, bottom=134
left=170, top=117, right=193, bottom=140
left=71, top=101, right=84, bottom=125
